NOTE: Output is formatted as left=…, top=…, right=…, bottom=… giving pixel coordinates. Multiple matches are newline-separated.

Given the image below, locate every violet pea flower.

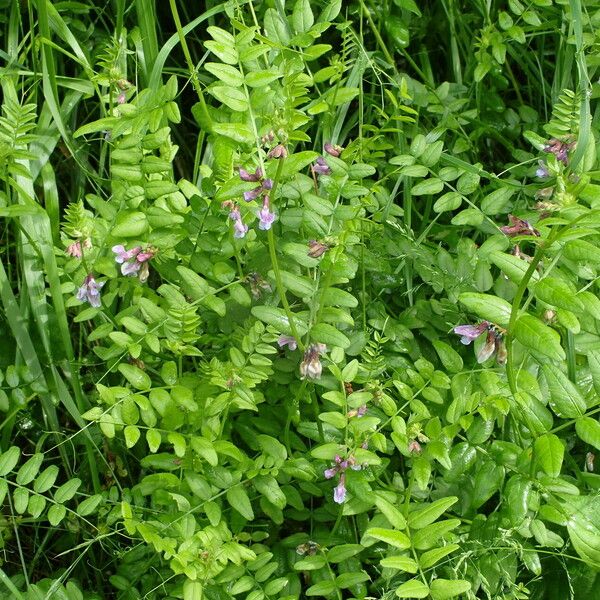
left=278, top=335, right=298, bottom=351
left=333, top=474, right=347, bottom=504
left=453, top=322, right=489, bottom=345
left=76, top=274, right=105, bottom=308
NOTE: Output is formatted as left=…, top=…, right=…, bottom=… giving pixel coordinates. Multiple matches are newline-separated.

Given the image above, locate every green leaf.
left=481, top=187, right=515, bottom=214
left=433, top=191, right=462, bottom=213
left=13, top=487, right=29, bottom=514
left=311, top=323, right=350, bottom=349
left=270, top=270, right=314, bottom=297
left=374, top=493, right=407, bottom=529
left=364, top=527, right=411, bottom=549
left=418, top=544, right=460, bottom=569
left=576, top=417, right=600, bottom=451
left=251, top=306, right=307, bottom=336
left=380, top=556, right=418, bottom=572
left=306, top=580, right=336, bottom=596
left=293, top=0, right=314, bottom=33
left=183, top=580, right=203, bottom=600
left=33, top=465, right=59, bottom=493
left=77, top=494, right=103, bottom=516
left=0, top=446, right=20, bottom=476
left=409, top=496, right=458, bottom=529
left=411, top=178, right=443, bottom=196
left=534, top=433, right=564, bottom=477
left=16, top=453, right=43, bottom=485
left=209, top=85, right=248, bottom=112
left=515, top=314, right=565, bottom=361
left=564, top=495, right=600, bottom=568
left=542, top=364, right=586, bottom=418
left=211, top=123, right=254, bottom=144
left=118, top=364, right=152, bottom=391
left=430, top=579, right=471, bottom=600
left=204, top=62, right=244, bottom=87
left=395, top=579, right=429, bottom=598
left=489, top=251, right=540, bottom=285
left=534, top=277, right=583, bottom=312
left=335, top=571, right=369, bottom=588
left=411, top=519, right=461, bottom=550
left=588, top=350, right=600, bottom=396
left=146, top=429, right=162, bottom=453
left=48, top=503, right=67, bottom=526
left=191, top=437, right=218, bottom=466
left=226, top=485, right=254, bottom=520
left=327, top=544, right=363, bottom=563
left=54, top=478, right=82, bottom=503
left=458, top=292, right=512, bottom=327
left=28, top=494, right=46, bottom=518
left=111, top=211, right=148, bottom=237
left=124, top=425, right=141, bottom=448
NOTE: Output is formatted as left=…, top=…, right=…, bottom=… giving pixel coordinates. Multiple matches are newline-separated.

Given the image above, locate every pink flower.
left=113, top=245, right=141, bottom=264
left=408, top=440, right=421, bottom=454
left=257, top=196, right=276, bottom=230
left=267, top=144, right=287, bottom=159
left=117, top=92, right=126, bottom=105
left=66, top=242, right=83, bottom=258
left=500, top=215, right=540, bottom=238
left=76, top=274, right=105, bottom=308
left=278, top=335, right=298, bottom=351
left=324, top=142, right=343, bottom=157
left=307, top=240, right=329, bottom=258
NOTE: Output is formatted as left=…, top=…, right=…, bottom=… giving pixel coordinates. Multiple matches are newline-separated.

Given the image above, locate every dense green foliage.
left=2, top=0, right=600, bottom=598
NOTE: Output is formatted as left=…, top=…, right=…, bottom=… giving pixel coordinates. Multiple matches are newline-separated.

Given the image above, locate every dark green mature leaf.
left=542, top=364, right=586, bottom=417
left=576, top=417, right=600, bottom=451
left=459, top=293, right=512, bottom=327
left=534, top=277, right=584, bottom=312
left=515, top=314, right=565, bottom=361
left=534, top=433, right=564, bottom=477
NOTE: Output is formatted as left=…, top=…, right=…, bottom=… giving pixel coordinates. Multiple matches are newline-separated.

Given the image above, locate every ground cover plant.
left=2, top=0, right=600, bottom=598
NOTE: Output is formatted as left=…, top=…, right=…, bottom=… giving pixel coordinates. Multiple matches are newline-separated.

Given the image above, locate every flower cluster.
left=500, top=214, right=540, bottom=238
left=299, top=343, right=327, bottom=379
left=324, top=454, right=362, bottom=504
left=113, top=245, right=154, bottom=282
left=544, top=137, right=576, bottom=164
left=66, top=238, right=92, bottom=258
left=454, top=321, right=507, bottom=364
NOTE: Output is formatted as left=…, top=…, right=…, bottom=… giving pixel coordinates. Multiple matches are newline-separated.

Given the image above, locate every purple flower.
left=324, top=467, right=338, bottom=479
left=76, top=274, right=105, bottom=308
left=312, top=156, right=331, bottom=176
left=233, top=218, right=248, bottom=239
left=333, top=474, right=346, bottom=504
left=453, top=322, right=489, bottom=345
left=238, top=167, right=263, bottom=182
left=113, top=244, right=141, bottom=264
left=243, top=187, right=263, bottom=202
left=121, top=260, right=141, bottom=276
left=267, top=144, right=287, bottom=159
left=500, top=215, right=540, bottom=238
left=324, top=142, right=343, bottom=157
left=278, top=335, right=298, bottom=351
left=257, top=196, right=276, bottom=230
left=117, top=92, right=126, bottom=105
left=536, top=160, right=549, bottom=178
left=544, top=138, right=575, bottom=165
